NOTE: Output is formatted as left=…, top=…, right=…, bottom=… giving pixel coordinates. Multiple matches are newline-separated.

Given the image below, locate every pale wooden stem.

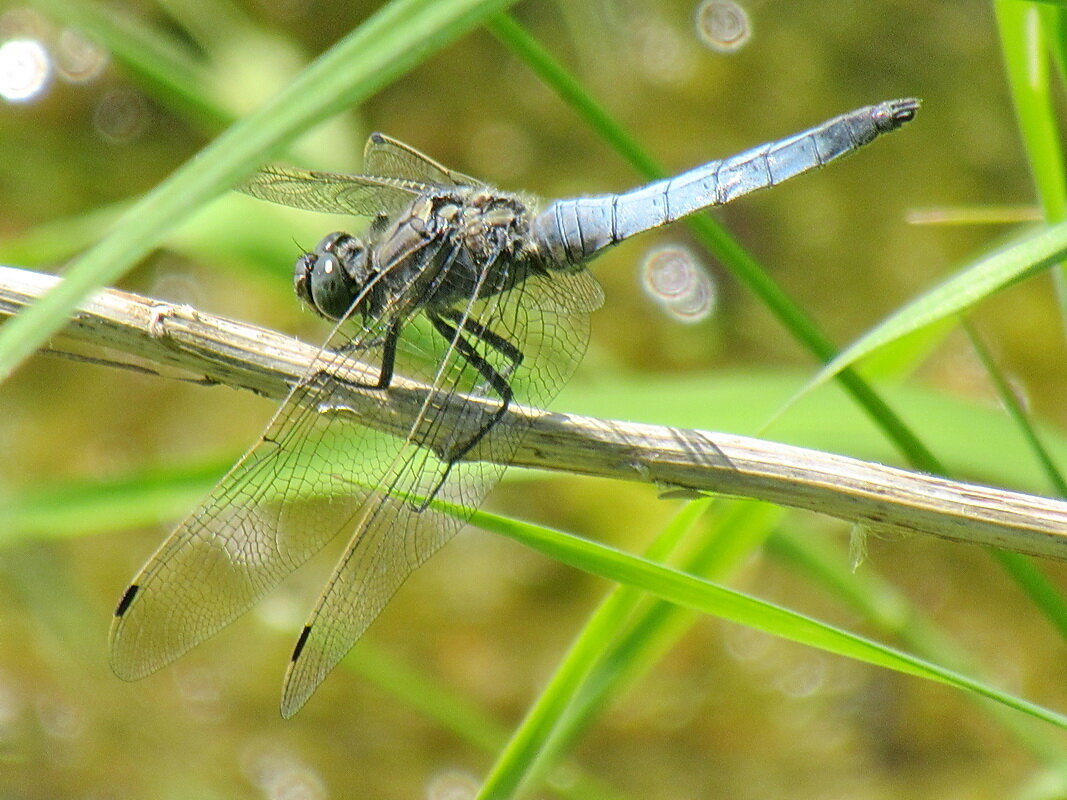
left=3, top=264, right=1066, bottom=560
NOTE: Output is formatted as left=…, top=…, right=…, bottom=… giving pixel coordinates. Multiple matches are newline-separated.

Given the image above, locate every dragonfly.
left=109, top=98, right=919, bottom=717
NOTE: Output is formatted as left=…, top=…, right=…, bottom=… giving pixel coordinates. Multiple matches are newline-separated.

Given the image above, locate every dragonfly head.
left=294, top=232, right=373, bottom=321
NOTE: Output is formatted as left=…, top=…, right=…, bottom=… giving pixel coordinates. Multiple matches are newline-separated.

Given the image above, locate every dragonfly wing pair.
left=109, top=133, right=603, bottom=717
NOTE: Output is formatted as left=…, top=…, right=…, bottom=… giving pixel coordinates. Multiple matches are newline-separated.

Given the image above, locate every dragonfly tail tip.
left=889, top=97, right=921, bottom=124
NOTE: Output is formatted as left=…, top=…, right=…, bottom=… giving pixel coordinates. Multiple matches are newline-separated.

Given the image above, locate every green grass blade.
left=483, top=496, right=1067, bottom=794
left=996, top=0, right=1067, bottom=222
left=0, top=462, right=223, bottom=545
left=787, top=220, right=1067, bottom=405
left=462, top=504, right=1067, bottom=800
left=344, top=645, right=626, bottom=800
left=471, top=504, right=1064, bottom=716
left=768, top=529, right=1067, bottom=771
left=964, top=321, right=1067, bottom=496
left=0, top=0, right=517, bottom=383
left=990, top=549, right=1067, bottom=640
left=995, top=0, right=1067, bottom=331
left=475, top=500, right=708, bottom=800
left=532, top=502, right=782, bottom=783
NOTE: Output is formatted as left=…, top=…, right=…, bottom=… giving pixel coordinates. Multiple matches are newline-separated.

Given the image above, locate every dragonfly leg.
left=337, top=334, right=383, bottom=355
left=417, top=312, right=516, bottom=510
left=327, top=316, right=402, bottom=391
left=287, top=318, right=403, bottom=432
left=437, top=307, right=524, bottom=378
left=372, top=317, right=402, bottom=389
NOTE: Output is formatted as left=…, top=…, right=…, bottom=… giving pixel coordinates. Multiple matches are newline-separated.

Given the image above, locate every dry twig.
left=3, top=264, right=1066, bottom=560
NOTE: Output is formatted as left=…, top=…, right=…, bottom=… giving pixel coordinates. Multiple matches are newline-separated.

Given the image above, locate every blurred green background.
left=3, top=0, right=1067, bottom=798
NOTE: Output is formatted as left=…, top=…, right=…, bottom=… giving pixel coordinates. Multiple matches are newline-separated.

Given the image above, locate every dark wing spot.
left=292, top=625, right=313, bottom=662
left=115, top=584, right=139, bottom=617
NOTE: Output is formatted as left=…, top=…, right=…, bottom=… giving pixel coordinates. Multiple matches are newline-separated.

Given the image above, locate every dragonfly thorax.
left=375, top=189, right=540, bottom=308
left=300, top=188, right=543, bottom=325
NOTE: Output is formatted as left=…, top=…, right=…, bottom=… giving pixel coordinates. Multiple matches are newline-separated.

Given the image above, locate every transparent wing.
left=107, top=304, right=411, bottom=680
left=279, top=263, right=602, bottom=717
left=238, top=164, right=425, bottom=216
left=107, top=233, right=449, bottom=681
left=109, top=228, right=602, bottom=715
left=363, top=132, right=482, bottom=188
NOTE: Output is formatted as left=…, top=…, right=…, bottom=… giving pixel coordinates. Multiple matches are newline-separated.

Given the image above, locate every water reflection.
left=426, top=769, right=479, bottom=800
left=772, top=655, right=827, bottom=699
left=173, top=665, right=224, bottom=722
left=695, top=0, right=752, bottom=53
left=56, top=28, right=107, bottom=84
left=241, top=740, right=327, bottom=800
left=640, top=245, right=716, bottom=323
left=35, top=693, right=86, bottom=741
left=0, top=38, right=51, bottom=103
left=93, top=87, right=149, bottom=143
left=630, top=14, right=698, bottom=85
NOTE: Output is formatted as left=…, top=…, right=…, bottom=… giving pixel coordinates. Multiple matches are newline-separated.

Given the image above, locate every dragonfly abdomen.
left=531, top=98, right=919, bottom=270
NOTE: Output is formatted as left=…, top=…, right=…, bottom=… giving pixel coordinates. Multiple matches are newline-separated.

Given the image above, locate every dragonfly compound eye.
left=298, top=234, right=374, bottom=321
left=306, top=252, right=352, bottom=320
